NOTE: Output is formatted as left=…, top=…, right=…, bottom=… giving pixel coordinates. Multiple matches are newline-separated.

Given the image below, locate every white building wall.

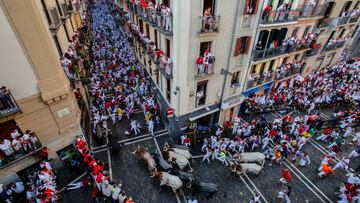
left=0, top=7, right=39, bottom=100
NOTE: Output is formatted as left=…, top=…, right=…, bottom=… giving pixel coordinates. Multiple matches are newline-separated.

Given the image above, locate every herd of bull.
left=132, top=144, right=220, bottom=198
left=132, top=144, right=266, bottom=199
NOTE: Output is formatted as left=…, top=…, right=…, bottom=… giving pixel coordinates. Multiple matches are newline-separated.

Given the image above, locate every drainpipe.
left=241, top=0, right=267, bottom=93
left=218, top=0, right=241, bottom=122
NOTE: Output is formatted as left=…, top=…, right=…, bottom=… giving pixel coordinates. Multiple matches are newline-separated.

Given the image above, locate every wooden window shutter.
left=253, top=0, right=259, bottom=14
left=234, top=38, right=241, bottom=56
left=245, top=36, right=252, bottom=54
left=244, top=0, right=250, bottom=15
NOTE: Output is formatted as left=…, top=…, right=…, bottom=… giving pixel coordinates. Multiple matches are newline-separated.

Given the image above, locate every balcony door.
left=200, top=41, right=212, bottom=56
left=203, top=0, right=216, bottom=15
left=324, top=2, right=335, bottom=17
left=340, top=1, right=353, bottom=16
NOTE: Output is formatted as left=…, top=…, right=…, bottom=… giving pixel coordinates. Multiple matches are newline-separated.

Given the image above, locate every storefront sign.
left=221, top=96, right=243, bottom=110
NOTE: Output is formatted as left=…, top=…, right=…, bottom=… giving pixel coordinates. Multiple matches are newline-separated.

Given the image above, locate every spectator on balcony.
left=196, top=90, right=204, bottom=107
left=10, top=129, right=21, bottom=140
left=270, top=39, right=278, bottom=48
left=161, top=56, right=172, bottom=76
left=0, top=139, right=14, bottom=157
left=11, top=137, right=22, bottom=155
left=0, top=86, right=15, bottom=110
left=161, top=4, right=172, bottom=32
left=262, top=5, right=272, bottom=21
left=255, top=41, right=263, bottom=50
left=22, top=130, right=33, bottom=152
left=203, top=49, right=214, bottom=73
left=155, top=2, right=162, bottom=28
left=61, top=56, right=73, bottom=79
left=196, top=56, right=205, bottom=76
left=304, top=0, right=316, bottom=16
left=351, top=8, right=360, bottom=17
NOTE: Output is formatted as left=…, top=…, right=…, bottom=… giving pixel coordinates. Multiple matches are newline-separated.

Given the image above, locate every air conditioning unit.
left=48, top=7, right=62, bottom=29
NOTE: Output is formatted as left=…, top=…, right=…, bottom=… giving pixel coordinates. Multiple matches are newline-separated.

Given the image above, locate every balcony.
left=337, top=16, right=351, bottom=25
left=0, top=130, right=43, bottom=169
left=260, top=10, right=300, bottom=24
left=275, top=64, right=304, bottom=81
left=349, top=15, right=360, bottom=23
left=199, top=15, right=220, bottom=34
left=129, top=2, right=173, bottom=36
left=195, top=54, right=215, bottom=77
left=322, top=40, right=346, bottom=52
left=252, top=43, right=309, bottom=61
left=305, top=48, right=320, bottom=57
left=147, top=47, right=173, bottom=79
left=0, top=89, right=21, bottom=118
left=297, top=4, right=326, bottom=18
left=246, top=72, right=274, bottom=89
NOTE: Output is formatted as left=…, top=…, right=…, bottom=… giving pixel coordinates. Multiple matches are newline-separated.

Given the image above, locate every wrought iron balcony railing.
left=298, top=4, right=326, bottom=18
left=252, top=44, right=309, bottom=61
left=199, top=15, right=220, bottom=33
left=0, top=89, right=21, bottom=118
left=260, top=10, right=300, bottom=24
left=322, top=41, right=346, bottom=52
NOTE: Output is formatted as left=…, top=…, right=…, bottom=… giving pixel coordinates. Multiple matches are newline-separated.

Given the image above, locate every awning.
left=189, top=108, right=220, bottom=122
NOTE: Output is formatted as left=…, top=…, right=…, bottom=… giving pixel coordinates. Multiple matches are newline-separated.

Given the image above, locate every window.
left=146, top=24, right=150, bottom=36
left=282, top=57, right=288, bottom=64
left=231, top=71, right=240, bottom=85
left=166, top=38, right=171, bottom=57
left=196, top=81, right=208, bottom=107
left=40, top=0, right=51, bottom=25
left=163, top=0, right=170, bottom=7
left=203, top=0, right=216, bottom=15
left=55, top=0, right=63, bottom=16
left=302, top=26, right=311, bottom=38
left=291, top=27, right=299, bottom=37
left=154, top=30, right=158, bottom=47
left=244, top=0, right=259, bottom=15
left=259, top=63, right=265, bottom=74
left=234, top=36, right=251, bottom=56
left=340, top=1, right=353, bottom=17
left=339, top=29, right=346, bottom=38
left=250, top=65, right=256, bottom=74
left=63, top=24, right=70, bottom=41
left=200, top=41, right=212, bottom=56
left=139, top=19, right=144, bottom=33
left=166, top=79, right=171, bottom=101
left=269, top=60, right=275, bottom=71
left=53, top=35, right=63, bottom=56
